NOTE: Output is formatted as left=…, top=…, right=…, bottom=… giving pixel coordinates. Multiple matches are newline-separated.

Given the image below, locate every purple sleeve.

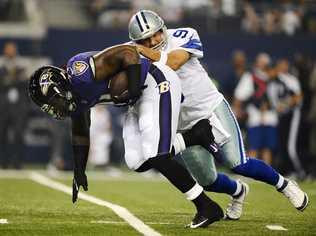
left=67, top=52, right=110, bottom=115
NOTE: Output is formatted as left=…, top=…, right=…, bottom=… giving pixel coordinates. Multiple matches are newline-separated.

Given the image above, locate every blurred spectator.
left=281, top=7, right=302, bottom=35
left=131, top=0, right=157, bottom=11
left=241, top=2, right=260, bottom=34
left=84, top=0, right=314, bottom=35
left=262, top=9, right=281, bottom=34
left=42, top=118, right=71, bottom=171
left=223, top=50, right=248, bottom=102
left=308, top=63, right=316, bottom=158
left=88, top=106, right=112, bottom=168
left=267, top=59, right=306, bottom=178
left=0, top=0, right=26, bottom=22
left=0, top=42, right=29, bottom=169
left=89, top=0, right=133, bottom=28
left=233, top=53, right=278, bottom=164
left=292, top=54, right=314, bottom=168
left=0, top=0, right=11, bottom=21
left=221, top=0, right=237, bottom=16
left=108, top=106, right=127, bottom=166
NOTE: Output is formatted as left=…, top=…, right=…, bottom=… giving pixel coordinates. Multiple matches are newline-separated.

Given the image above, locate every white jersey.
left=123, top=62, right=181, bottom=170
left=163, top=28, right=223, bottom=130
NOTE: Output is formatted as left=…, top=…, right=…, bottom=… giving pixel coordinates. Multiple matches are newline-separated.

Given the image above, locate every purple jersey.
left=66, top=51, right=151, bottom=117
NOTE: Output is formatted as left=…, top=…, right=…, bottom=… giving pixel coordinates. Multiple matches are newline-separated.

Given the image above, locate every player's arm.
left=71, top=110, right=91, bottom=203
left=93, top=45, right=141, bottom=101
left=136, top=45, right=190, bottom=71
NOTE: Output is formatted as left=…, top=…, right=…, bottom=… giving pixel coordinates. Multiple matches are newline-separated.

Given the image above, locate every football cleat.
left=225, top=180, right=249, bottom=220
left=279, top=179, right=309, bottom=211
left=188, top=200, right=224, bottom=228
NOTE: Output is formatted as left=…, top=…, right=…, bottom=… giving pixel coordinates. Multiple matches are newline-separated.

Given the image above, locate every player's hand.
left=113, top=92, right=139, bottom=106
left=72, top=171, right=88, bottom=203
left=113, top=85, right=147, bottom=107
left=183, top=119, right=216, bottom=152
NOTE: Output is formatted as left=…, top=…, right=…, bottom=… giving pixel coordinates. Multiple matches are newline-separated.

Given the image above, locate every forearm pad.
left=126, top=64, right=142, bottom=98
left=72, top=145, right=89, bottom=173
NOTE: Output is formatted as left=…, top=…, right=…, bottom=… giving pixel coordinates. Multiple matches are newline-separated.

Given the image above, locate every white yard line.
left=0, top=219, right=8, bottom=224
left=91, top=220, right=176, bottom=225
left=266, top=225, right=288, bottom=231
left=29, top=172, right=162, bottom=236
left=0, top=169, right=163, bottom=182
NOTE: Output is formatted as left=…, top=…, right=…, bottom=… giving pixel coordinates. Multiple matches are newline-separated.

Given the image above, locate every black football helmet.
left=28, top=65, right=76, bottom=120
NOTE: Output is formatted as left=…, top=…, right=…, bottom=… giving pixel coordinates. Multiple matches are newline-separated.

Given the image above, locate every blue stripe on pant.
left=223, top=99, right=247, bottom=164
left=149, top=64, right=172, bottom=155
left=216, top=99, right=280, bottom=185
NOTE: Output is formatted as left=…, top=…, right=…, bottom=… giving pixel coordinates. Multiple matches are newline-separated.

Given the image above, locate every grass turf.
left=0, top=172, right=315, bottom=235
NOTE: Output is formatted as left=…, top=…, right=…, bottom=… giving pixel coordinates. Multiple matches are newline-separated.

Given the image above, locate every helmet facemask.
left=41, top=87, right=76, bottom=120
left=150, top=26, right=168, bottom=51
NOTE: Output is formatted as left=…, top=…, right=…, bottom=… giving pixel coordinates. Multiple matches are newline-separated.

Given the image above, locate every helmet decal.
left=39, top=70, right=54, bottom=96
left=141, top=11, right=150, bottom=30
left=135, top=11, right=150, bottom=32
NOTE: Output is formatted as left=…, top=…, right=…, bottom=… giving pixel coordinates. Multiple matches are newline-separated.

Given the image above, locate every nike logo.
left=209, top=144, right=218, bottom=153
left=189, top=219, right=208, bottom=229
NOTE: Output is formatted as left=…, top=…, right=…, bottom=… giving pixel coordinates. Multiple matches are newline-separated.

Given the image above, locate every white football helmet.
left=128, top=10, right=167, bottom=50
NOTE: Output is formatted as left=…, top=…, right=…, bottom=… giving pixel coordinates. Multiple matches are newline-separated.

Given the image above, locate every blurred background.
left=0, top=0, right=316, bottom=179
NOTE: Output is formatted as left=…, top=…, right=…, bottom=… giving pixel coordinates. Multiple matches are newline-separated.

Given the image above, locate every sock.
left=203, top=173, right=238, bottom=196
left=184, top=183, right=203, bottom=200
left=276, top=175, right=288, bottom=191
left=233, top=158, right=279, bottom=186
left=148, top=154, right=219, bottom=214
left=192, top=192, right=212, bottom=212
left=232, top=182, right=244, bottom=198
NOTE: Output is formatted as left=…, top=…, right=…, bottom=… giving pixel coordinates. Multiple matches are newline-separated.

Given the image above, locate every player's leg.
left=213, top=99, right=308, bottom=211
left=179, top=146, right=246, bottom=199
left=124, top=63, right=223, bottom=228
left=123, top=109, right=217, bottom=218
left=177, top=146, right=248, bottom=220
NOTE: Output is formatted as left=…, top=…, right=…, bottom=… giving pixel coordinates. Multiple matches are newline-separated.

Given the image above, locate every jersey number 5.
left=173, top=29, right=188, bottom=38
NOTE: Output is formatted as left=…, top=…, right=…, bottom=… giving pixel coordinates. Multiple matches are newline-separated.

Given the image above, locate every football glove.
left=72, top=170, right=88, bottom=203
left=182, top=119, right=216, bottom=152
left=113, top=85, right=147, bottom=107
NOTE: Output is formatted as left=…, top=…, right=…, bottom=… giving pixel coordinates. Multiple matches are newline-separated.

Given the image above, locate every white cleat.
left=225, top=180, right=249, bottom=220
left=280, top=179, right=309, bottom=211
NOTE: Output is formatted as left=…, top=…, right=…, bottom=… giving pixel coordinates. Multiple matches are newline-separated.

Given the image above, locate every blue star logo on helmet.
left=72, top=61, right=88, bottom=76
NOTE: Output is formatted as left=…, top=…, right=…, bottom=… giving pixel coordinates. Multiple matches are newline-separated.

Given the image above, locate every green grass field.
left=0, top=170, right=315, bottom=236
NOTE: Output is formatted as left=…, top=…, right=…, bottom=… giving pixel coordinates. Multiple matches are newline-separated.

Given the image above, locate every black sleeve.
left=126, top=63, right=142, bottom=98
left=71, top=110, right=91, bottom=173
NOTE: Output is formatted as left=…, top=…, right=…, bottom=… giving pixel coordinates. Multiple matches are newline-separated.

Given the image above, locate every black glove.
left=182, top=119, right=216, bottom=152
left=72, top=170, right=88, bottom=203
left=113, top=85, right=147, bottom=107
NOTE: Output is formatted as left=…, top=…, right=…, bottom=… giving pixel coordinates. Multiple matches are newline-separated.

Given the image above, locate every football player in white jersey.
left=128, top=10, right=309, bottom=219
